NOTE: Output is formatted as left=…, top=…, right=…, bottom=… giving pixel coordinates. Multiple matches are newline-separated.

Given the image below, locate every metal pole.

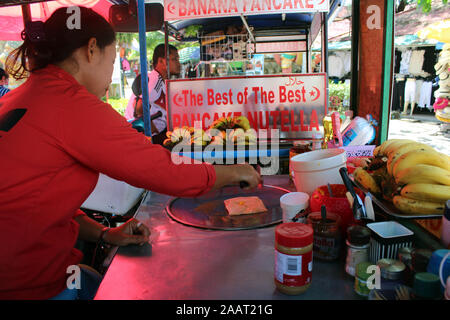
left=379, top=0, right=395, bottom=144
left=350, top=0, right=360, bottom=116
left=165, top=21, right=170, bottom=79
left=137, top=0, right=152, bottom=138
left=21, top=4, right=32, bottom=24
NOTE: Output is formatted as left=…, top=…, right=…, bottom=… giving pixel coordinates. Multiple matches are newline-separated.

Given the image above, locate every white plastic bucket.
left=290, top=148, right=347, bottom=195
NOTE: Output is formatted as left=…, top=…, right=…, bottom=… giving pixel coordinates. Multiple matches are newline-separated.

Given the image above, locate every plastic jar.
left=274, top=223, right=313, bottom=295
left=307, top=211, right=342, bottom=261
left=354, top=261, right=373, bottom=297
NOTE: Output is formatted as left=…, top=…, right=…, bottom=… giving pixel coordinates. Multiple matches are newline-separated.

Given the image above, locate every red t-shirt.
left=0, top=65, right=216, bottom=299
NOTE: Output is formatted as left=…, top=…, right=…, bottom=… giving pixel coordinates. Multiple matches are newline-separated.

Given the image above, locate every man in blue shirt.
left=0, top=68, right=10, bottom=98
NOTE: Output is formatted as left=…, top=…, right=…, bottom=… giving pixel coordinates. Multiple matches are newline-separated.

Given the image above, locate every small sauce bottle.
left=345, top=225, right=371, bottom=277
left=274, top=223, right=313, bottom=295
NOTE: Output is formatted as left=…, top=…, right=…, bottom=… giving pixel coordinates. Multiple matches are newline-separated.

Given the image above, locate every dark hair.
left=0, top=67, right=7, bottom=80
left=132, top=74, right=143, bottom=118
left=152, top=43, right=177, bottom=68
left=6, top=7, right=116, bottom=80
left=132, top=74, right=142, bottom=97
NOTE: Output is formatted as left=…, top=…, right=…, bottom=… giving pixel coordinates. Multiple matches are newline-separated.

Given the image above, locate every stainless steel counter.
left=94, top=175, right=363, bottom=300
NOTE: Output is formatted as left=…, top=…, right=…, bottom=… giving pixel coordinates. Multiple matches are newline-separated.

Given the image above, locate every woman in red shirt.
left=0, top=7, right=260, bottom=300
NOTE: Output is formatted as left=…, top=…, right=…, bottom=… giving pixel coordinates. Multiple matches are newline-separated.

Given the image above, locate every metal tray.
left=166, top=184, right=290, bottom=230
left=350, top=176, right=442, bottom=220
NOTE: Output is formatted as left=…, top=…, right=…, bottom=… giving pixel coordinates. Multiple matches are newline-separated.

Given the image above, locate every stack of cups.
left=280, top=192, right=310, bottom=223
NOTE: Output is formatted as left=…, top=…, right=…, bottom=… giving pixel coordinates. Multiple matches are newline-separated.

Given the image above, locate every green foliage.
left=102, top=97, right=128, bottom=116
left=184, top=25, right=202, bottom=37
left=328, top=81, right=350, bottom=113
left=416, top=0, right=448, bottom=12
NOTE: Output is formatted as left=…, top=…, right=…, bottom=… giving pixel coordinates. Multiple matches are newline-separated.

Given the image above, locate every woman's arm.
left=74, top=214, right=150, bottom=246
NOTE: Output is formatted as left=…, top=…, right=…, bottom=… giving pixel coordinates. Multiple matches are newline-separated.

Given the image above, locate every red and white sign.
left=167, top=74, right=327, bottom=139
left=164, top=0, right=330, bottom=21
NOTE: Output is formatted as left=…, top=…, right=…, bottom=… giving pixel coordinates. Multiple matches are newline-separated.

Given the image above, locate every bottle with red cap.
left=274, top=222, right=313, bottom=295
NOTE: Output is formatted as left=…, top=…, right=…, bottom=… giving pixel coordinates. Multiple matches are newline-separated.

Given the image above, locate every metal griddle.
left=166, top=184, right=290, bottom=230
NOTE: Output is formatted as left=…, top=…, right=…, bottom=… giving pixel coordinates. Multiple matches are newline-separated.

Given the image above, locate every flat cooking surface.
left=166, top=185, right=289, bottom=230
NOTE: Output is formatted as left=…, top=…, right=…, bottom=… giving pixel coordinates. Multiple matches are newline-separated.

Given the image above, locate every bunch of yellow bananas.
left=163, top=116, right=257, bottom=148
left=354, top=139, right=450, bottom=215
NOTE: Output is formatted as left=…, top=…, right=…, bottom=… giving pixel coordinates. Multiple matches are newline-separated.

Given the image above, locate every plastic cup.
left=280, top=192, right=310, bottom=223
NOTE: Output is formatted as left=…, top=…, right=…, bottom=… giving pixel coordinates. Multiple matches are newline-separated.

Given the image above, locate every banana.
left=395, top=164, right=450, bottom=186
left=392, top=149, right=450, bottom=177
left=400, top=183, right=450, bottom=203
left=393, top=196, right=445, bottom=215
left=170, top=127, right=191, bottom=144
left=386, top=142, right=435, bottom=175
left=192, top=129, right=211, bottom=146
left=383, top=139, right=416, bottom=157
left=353, top=167, right=381, bottom=194
left=374, top=139, right=401, bottom=157
left=233, top=116, right=251, bottom=131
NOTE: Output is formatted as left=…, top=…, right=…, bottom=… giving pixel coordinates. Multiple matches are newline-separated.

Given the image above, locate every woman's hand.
left=213, top=163, right=262, bottom=190
left=103, top=218, right=150, bottom=246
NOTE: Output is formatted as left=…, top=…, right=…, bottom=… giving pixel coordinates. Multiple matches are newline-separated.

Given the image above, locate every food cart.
left=0, top=0, right=448, bottom=302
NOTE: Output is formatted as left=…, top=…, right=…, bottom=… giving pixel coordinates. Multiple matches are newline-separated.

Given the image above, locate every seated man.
left=125, top=44, right=180, bottom=145
left=0, top=68, right=10, bottom=98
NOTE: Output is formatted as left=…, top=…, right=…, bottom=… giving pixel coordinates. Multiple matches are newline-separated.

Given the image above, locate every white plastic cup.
left=280, top=192, right=310, bottom=223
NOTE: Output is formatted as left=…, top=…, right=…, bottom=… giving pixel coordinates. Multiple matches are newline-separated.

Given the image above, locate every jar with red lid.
left=274, top=223, right=313, bottom=295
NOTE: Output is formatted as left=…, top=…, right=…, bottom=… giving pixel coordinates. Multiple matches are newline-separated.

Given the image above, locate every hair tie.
left=22, top=21, right=46, bottom=43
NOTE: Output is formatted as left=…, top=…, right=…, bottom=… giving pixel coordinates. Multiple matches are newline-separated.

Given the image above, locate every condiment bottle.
left=354, top=261, right=372, bottom=298
left=307, top=209, right=342, bottom=261
left=345, top=225, right=371, bottom=277
left=377, top=259, right=406, bottom=289
left=289, top=141, right=311, bottom=180
left=398, top=247, right=414, bottom=287
left=274, top=223, right=313, bottom=295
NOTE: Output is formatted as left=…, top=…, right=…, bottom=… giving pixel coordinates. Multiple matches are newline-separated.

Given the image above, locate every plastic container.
left=307, top=211, right=342, bottom=261
left=274, top=223, right=313, bottom=295
left=341, top=115, right=376, bottom=146
left=290, top=148, right=347, bottom=195
left=446, top=276, right=450, bottom=300
left=366, top=221, right=414, bottom=263
left=309, top=184, right=364, bottom=232
left=81, top=174, right=146, bottom=215
left=427, top=249, right=450, bottom=291
left=413, top=272, right=442, bottom=300
left=442, top=200, right=450, bottom=248
left=280, top=192, right=310, bottom=223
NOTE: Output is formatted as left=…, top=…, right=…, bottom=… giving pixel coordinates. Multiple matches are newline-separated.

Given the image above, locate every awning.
left=417, top=19, right=450, bottom=43
left=0, top=0, right=114, bottom=41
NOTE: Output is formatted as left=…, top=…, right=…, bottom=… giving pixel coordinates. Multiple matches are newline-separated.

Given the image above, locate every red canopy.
left=0, top=0, right=112, bottom=41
